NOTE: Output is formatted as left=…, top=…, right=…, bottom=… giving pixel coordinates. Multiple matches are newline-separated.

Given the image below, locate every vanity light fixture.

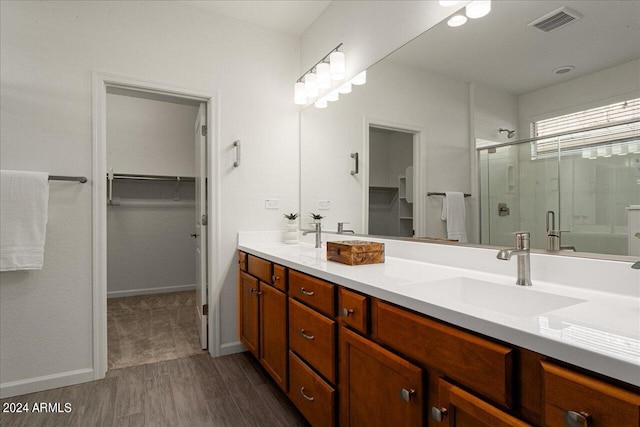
left=314, top=97, right=328, bottom=109
left=351, top=70, right=366, bottom=85
left=317, top=62, right=331, bottom=89
left=295, top=43, right=345, bottom=106
left=466, top=0, right=491, bottom=19
left=439, top=0, right=462, bottom=6
left=338, top=82, right=352, bottom=94
left=305, top=72, right=319, bottom=98
left=330, top=51, right=346, bottom=80
left=448, top=14, right=468, bottom=27
left=326, top=90, right=339, bottom=102
left=294, top=82, right=307, bottom=105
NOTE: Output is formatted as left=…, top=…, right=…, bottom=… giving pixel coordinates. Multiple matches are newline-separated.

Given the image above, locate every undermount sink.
left=397, top=277, right=586, bottom=318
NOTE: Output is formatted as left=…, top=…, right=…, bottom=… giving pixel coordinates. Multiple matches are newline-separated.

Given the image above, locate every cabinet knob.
left=250, top=288, right=262, bottom=296
left=399, top=388, right=416, bottom=402
left=298, top=329, right=315, bottom=340
left=299, top=387, right=315, bottom=402
left=565, top=411, right=592, bottom=427
left=299, top=287, right=315, bottom=296
left=431, top=407, right=448, bottom=422
left=271, top=275, right=279, bottom=282
left=341, top=307, right=354, bottom=317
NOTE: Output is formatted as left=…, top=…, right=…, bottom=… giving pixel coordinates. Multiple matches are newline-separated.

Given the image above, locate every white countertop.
left=238, top=232, right=640, bottom=388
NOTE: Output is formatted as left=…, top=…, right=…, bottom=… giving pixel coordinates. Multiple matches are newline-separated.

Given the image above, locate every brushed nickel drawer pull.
left=299, top=287, right=314, bottom=296
left=299, top=387, right=315, bottom=402
left=399, top=388, right=416, bottom=402
left=341, top=307, right=354, bottom=317
left=565, top=411, right=592, bottom=427
left=431, top=406, right=448, bottom=422
left=299, top=329, right=315, bottom=340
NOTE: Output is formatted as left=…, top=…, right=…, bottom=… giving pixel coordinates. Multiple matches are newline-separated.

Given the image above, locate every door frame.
left=92, top=71, right=219, bottom=379
left=363, top=118, right=426, bottom=237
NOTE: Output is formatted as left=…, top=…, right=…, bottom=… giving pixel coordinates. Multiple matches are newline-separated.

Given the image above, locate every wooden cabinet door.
left=259, top=283, right=287, bottom=391
left=239, top=271, right=259, bottom=357
left=435, top=379, right=531, bottom=427
left=340, top=327, right=423, bottom=427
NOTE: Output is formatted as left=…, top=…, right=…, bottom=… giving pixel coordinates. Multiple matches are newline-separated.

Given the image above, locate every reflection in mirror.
left=300, top=0, right=640, bottom=258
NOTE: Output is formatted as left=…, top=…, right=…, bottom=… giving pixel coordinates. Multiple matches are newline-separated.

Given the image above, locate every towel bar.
left=428, top=192, right=471, bottom=197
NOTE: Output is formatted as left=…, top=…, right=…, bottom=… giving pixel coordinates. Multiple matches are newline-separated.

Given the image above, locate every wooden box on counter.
left=326, top=241, right=385, bottom=266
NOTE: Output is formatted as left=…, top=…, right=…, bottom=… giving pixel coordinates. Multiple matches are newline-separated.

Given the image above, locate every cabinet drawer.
left=372, top=300, right=514, bottom=407
left=289, top=298, right=336, bottom=384
left=437, top=378, right=531, bottom=427
left=272, top=264, right=287, bottom=292
left=289, top=351, right=336, bottom=427
left=238, top=251, right=247, bottom=272
left=289, top=270, right=335, bottom=317
left=247, top=255, right=272, bottom=284
left=338, top=287, right=369, bottom=335
left=541, top=361, right=640, bottom=427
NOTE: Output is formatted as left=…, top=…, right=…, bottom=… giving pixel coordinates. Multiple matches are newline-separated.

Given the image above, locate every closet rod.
left=49, top=175, right=88, bottom=183
left=109, top=173, right=195, bottom=182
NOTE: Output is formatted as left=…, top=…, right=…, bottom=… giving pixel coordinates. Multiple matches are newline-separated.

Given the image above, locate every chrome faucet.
left=302, top=223, right=322, bottom=248
left=337, top=222, right=355, bottom=234
left=546, top=211, right=575, bottom=251
left=497, top=231, right=532, bottom=286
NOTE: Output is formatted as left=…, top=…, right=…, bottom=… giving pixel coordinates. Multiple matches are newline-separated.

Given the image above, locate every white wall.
left=107, top=90, right=199, bottom=177
left=300, top=1, right=469, bottom=100
left=301, top=60, right=470, bottom=238
left=0, top=0, right=299, bottom=396
left=518, top=59, right=640, bottom=134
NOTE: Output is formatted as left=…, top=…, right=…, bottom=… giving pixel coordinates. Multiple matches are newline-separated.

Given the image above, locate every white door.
left=194, top=103, right=208, bottom=349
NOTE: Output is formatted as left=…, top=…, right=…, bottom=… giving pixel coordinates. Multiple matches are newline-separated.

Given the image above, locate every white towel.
left=441, top=191, right=467, bottom=243
left=1, top=170, right=50, bottom=271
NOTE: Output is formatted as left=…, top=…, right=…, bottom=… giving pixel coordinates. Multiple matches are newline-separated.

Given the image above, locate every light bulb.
left=439, top=0, right=461, bottom=6
left=329, top=51, right=345, bottom=80
left=351, top=70, right=366, bottom=86
left=294, top=82, right=307, bottom=105
left=315, top=97, right=327, bottom=109
left=447, top=14, right=467, bottom=27
left=326, top=90, right=339, bottom=102
left=338, top=82, right=352, bottom=94
left=466, top=0, right=491, bottom=19
left=305, top=72, right=318, bottom=98
left=316, top=63, right=331, bottom=89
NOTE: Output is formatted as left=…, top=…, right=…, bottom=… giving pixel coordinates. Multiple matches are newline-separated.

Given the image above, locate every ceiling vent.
left=527, top=7, right=582, bottom=33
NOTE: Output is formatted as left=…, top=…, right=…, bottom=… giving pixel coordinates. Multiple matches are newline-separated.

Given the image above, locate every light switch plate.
left=318, top=200, right=331, bottom=210
left=265, top=199, right=279, bottom=209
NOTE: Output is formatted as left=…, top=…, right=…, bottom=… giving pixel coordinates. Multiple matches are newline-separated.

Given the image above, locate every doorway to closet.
left=367, top=126, right=416, bottom=237
left=104, top=87, right=208, bottom=371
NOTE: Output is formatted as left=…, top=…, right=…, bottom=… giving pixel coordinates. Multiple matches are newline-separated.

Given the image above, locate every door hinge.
left=203, top=304, right=208, bottom=316
left=201, top=214, right=208, bottom=226
left=201, top=125, right=207, bottom=137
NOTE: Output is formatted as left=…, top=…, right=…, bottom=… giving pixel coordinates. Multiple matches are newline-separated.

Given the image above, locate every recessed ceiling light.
left=448, top=14, right=468, bottom=27
left=553, top=65, right=575, bottom=75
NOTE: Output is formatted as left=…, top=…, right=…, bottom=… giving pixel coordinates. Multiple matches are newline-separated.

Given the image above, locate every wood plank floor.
left=1, top=352, right=309, bottom=427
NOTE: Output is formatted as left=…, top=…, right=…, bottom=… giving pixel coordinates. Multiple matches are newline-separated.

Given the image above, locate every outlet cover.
left=318, top=200, right=331, bottom=210
left=265, top=199, right=279, bottom=209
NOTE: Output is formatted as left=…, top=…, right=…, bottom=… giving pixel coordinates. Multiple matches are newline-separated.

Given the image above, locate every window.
left=532, top=98, right=640, bottom=158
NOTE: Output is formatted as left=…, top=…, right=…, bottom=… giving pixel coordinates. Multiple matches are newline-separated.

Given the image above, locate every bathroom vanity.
left=237, top=232, right=640, bottom=426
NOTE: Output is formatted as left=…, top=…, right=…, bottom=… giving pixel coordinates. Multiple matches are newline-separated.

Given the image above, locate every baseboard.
left=107, top=284, right=196, bottom=298
left=218, top=341, right=246, bottom=356
left=0, top=368, right=94, bottom=399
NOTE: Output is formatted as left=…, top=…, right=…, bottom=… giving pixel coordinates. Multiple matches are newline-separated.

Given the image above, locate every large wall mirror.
left=300, top=0, right=640, bottom=259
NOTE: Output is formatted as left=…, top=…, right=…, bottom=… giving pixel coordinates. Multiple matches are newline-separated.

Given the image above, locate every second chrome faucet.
left=497, top=231, right=532, bottom=286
